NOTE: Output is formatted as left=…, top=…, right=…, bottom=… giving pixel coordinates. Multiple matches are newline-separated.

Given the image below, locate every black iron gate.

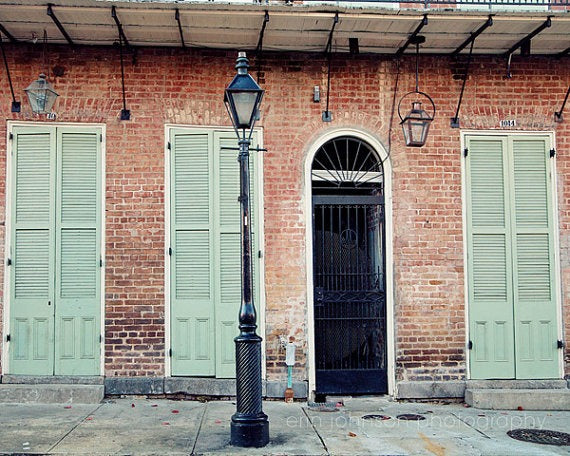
left=313, top=195, right=387, bottom=395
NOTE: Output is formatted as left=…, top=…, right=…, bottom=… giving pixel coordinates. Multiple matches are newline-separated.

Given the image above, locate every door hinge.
left=100, top=334, right=103, bottom=343
left=100, top=134, right=103, bottom=143
left=168, top=247, right=172, bottom=256
left=167, top=142, right=171, bottom=150
left=468, top=340, right=473, bottom=350
left=6, top=334, right=10, bottom=342
left=6, top=258, right=11, bottom=266
left=169, top=348, right=172, bottom=357
left=550, top=149, right=556, bottom=158
left=258, top=250, right=262, bottom=258
left=9, top=133, right=13, bottom=140
left=100, top=258, right=103, bottom=267
left=463, top=148, right=469, bottom=158
left=557, top=340, right=565, bottom=349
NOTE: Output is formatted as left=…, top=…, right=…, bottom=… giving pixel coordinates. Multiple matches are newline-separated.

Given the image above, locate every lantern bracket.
left=323, top=12, right=339, bottom=122
left=451, top=15, right=492, bottom=58
left=397, top=91, right=436, bottom=124
left=395, top=15, right=428, bottom=59
left=111, top=6, right=129, bottom=48
left=554, top=86, right=569, bottom=123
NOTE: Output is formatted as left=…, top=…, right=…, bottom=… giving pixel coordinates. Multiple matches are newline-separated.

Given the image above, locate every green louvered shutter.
left=9, top=127, right=57, bottom=375
left=466, top=136, right=516, bottom=379
left=213, top=132, right=260, bottom=378
left=54, top=128, right=102, bottom=375
left=170, top=129, right=216, bottom=375
left=509, top=137, right=558, bottom=379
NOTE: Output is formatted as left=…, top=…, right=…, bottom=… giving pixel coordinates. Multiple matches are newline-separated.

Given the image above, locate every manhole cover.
left=396, top=414, right=426, bottom=421
left=361, top=414, right=391, bottom=421
left=507, top=429, right=570, bottom=446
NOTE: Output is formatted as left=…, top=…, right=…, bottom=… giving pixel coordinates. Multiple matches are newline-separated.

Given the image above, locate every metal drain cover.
left=396, top=413, right=426, bottom=421
left=507, top=429, right=570, bottom=446
left=361, top=414, right=391, bottom=421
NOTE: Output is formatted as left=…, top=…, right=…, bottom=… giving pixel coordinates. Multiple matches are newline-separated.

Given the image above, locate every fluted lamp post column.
left=224, top=51, right=269, bottom=448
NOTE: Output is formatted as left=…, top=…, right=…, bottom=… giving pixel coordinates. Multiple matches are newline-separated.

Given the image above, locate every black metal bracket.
left=47, top=4, right=74, bottom=45
left=220, top=146, right=267, bottom=152
left=395, top=15, right=428, bottom=59
left=0, top=23, right=17, bottom=43
left=451, top=16, right=492, bottom=58
left=557, top=340, right=565, bottom=349
left=468, top=340, right=473, bottom=350
left=451, top=36, right=476, bottom=128
left=550, top=148, right=556, bottom=157
left=554, top=86, right=569, bottom=123
left=111, top=6, right=129, bottom=47
left=323, top=12, right=339, bottom=123
left=113, top=9, right=130, bottom=121
left=463, top=148, right=469, bottom=157
left=504, top=17, right=551, bottom=78
left=175, top=9, right=185, bottom=48
left=255, top=11, right=269, bottom=83
left=558, top=47, right=570, bottom=59
left=504, top=17, right=551, bottom=58
left=0, top=34, right=20, bottom=112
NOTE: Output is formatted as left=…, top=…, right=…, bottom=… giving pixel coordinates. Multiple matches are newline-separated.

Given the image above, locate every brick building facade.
left=0, top=0, right=568, bottom=401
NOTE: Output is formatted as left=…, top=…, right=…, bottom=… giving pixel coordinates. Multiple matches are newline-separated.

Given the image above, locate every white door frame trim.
left=304, top=128, right=395, bottom=397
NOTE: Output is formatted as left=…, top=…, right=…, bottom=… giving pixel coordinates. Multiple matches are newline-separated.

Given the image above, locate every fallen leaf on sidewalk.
left=348, top=432, right=357, bottom=437
left=517, top=406, right=524, bottom=411
left=215, top=419, right=222, bottom=424
left=463, top=404, right=471, bottom=408
left=64, top=406, right=72, bottom=409
left=151, top=404, right=158, bottom=408
left=86, top=417, right=93, bottom=421
left=131, top=403, right=135, bottom=408
left=162, top=422, right=170, bottom=426
left=172, top=410, right=179, bottom=414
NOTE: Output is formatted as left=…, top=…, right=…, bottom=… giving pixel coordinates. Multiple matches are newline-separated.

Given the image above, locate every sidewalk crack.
left=451, top=412, right=491, bottom=439
left=47, top=402, right=104, bottom=453
left=191, top=401, right=208, bottom=455
left=302, top=406, right=330, bottom=455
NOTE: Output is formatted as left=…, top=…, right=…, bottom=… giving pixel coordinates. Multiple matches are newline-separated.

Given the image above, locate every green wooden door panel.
left=509, top=137, right=558, bottom=379
left=466, top=135, right=560, bottom=380
left=55, top=129, right=102, bottom=375
left=170, top=129, right=216, bottom=376
left=9, top=127, right=56, bottom=375
left=466, top=136, right=515, bottom=379
left=170, top=130, right=261, bottom=378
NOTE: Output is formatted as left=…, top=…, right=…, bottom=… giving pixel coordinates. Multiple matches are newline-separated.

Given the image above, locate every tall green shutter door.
left=466, top=137, right=515, bottom=379
left=9, top=128, right=57, bottom=375
left=9, top=126, right=102, bottom=376
left=466, top=134, right=560, bottom=380
left=170, top=129, right=261, bottom=378
left=55, top=129, right=102, bottom=375
left=509, top=137, right=558, bottom=379
left=170, top=130, right=216, bottom=376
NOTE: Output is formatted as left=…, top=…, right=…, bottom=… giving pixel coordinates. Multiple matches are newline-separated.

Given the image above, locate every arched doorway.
left=311, top=136, right=387, bottom=395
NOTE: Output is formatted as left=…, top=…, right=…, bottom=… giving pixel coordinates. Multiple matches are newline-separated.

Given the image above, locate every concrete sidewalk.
left=0, top=397, right=569, bottom=455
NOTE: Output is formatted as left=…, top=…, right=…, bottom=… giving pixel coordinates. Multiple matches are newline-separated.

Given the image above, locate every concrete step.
left=465, top=388, right=570, bottom=411
left=0, top=384, right=104, bottom=404
left=466, top=379, right=567, bottom=389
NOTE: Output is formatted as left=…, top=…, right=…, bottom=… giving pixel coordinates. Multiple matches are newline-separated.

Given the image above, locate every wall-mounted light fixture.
left=24, top=73, right=58, bottom=114
left=397, top=35, right=435, bottom=147
left=24, top=31, right=58, bottom=115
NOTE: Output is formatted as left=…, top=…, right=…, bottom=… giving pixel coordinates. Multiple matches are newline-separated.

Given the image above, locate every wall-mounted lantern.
left=24, top=73, right=58, bottom=114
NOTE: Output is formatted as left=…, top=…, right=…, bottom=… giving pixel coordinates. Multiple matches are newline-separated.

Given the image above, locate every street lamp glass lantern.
left=24, top=73, right=58, bottom=114
left=400, top=101, right=433, bottom=147
left=224, top=52, right=264, bottom=131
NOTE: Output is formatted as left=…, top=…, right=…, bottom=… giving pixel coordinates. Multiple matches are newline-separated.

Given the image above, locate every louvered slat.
left=472, top=234, right=507, bottom=300
left=60, top=134, right=98, bottom=225
left=175, top=231, right=210, bottom=300
left=60, top=229, right=97, bottom=298
left=15, top=133, right=51, bottom=225
left=516, top=234, right=551, bottom=301
left=14, top=230, right=50, bottom=298
left=469, top=139, right=505, bottom=228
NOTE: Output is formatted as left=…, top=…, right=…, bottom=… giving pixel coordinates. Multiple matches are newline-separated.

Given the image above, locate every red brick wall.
left=0, top=44, right=567, bottom=384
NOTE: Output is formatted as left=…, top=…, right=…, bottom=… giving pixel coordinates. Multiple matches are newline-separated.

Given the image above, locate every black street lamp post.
left=224, top=51, right=269, bottom=448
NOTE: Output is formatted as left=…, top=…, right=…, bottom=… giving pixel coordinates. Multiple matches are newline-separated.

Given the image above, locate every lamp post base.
left=230, top=414, right=269, bottom=447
